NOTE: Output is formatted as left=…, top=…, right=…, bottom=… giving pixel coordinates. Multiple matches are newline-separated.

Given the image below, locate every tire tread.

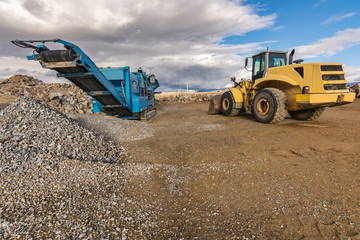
left=221, top=91, right=241, bottom=117
left=308, top=107, right=325, bottom=121
left=289, top=107, right=325, bottom=121
left=268, top=88, right=288, bottom=123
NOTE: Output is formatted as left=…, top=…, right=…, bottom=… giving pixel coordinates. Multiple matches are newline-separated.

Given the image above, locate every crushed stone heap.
left=0, top=75, right=93, bottom=114
left=0, top=74, right=43, bottom=88
left=0, top=97, right=156, bottom=239
left=156, top=92, right=217, bottom=103
left=350, top=83, right=360, bottom=98
left=0, top=97, right=126, bottom=167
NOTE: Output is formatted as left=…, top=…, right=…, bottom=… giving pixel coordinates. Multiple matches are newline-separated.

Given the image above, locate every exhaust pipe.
left=289, top=49, right=295, bottom=65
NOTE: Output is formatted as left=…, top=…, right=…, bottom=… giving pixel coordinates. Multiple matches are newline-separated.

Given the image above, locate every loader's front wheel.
left=252, top=88, right=287, bottom=123
left=288, top=107, right=325, bottom=121
left=221, top=91, right=240, bottom=116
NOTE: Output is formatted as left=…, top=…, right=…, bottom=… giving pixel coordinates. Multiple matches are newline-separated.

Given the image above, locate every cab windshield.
left=269, top=53, right=286, bottom=68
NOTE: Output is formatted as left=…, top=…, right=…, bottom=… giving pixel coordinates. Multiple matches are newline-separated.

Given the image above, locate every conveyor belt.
left=11, top=39, right=137, bottom=117
left=40, top=50, right=131, bottom=115
left=40, top=50, right=75, bottom=62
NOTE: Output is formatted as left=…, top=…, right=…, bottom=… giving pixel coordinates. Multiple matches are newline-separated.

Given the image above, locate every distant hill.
left=349, top=81, right=360, bottom=86
left=197, top=88, right=225, bottom=92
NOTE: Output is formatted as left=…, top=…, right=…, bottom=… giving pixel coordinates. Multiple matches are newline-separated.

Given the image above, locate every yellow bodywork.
left=229, top=88, right=243, bottom=103
left=230, top=62, right=355, bottom=111
left=230, top=81, right=256, bottom=111
left=296, top=92, right=355, bottom=108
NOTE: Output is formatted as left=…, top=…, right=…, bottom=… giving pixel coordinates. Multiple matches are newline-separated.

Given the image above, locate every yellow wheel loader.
left=209, top=49, right=355, bottom=123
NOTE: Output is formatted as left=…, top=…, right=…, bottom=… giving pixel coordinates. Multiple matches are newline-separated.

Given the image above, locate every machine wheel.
left=221, top=91, right=241, bottom=116
left=252, top=88, right=287, bottom=123
left=288, top=107, right=325, bottom=121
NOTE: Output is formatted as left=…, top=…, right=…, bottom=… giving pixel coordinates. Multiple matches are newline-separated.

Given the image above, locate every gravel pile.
left=69, top=114, right=154, bottom=143
left=0, top=75, right=93, bottom=114
left=0, top=97, right=201, bottom=239
left=350, top=83, right=360, bottom=98
left=0, top=97, right=126, bottom=165
left=156, top=92, right=219, bottom=103
left=0, top=97, right=155, bottom=239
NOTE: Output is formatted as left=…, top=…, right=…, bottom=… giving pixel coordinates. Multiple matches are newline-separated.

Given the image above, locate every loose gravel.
left=0, top=98, right=134, bottom=238
left=0, top=97, right=193, bottom=239
left=0, top=97, right=126, bottom=165
left=2, top=97, right=358, bottom=239
left=0, top=75, right=93, bottom=114
left=69, top=114, right=153, bottom=143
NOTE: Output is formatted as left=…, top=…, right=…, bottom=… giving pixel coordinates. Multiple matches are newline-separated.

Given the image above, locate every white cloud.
left=0, top=56, right=62, bottom=83
left=0, top=0, right=275, bottom=42
left=150, top=41, right=271, bottom=90
left=0, top=0, right=276, bottom=90
left=294, top=28, right=360, bottom=59
left=314, top=0, right=327, bottom=8
left=293, top=28, right=360, bottom=85
left=270, top=25, right=286, bottom=32
left=344, top=65, right=360, bottom=84
left=321, top=12, right=357, bottom=25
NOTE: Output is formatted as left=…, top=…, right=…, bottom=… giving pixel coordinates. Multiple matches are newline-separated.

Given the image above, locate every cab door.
left=252, top=53, right=265, bottom=82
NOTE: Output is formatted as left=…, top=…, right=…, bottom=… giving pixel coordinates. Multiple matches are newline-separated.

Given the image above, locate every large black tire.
left=221, top=91, right=241, bottom=117
left=252, top=88, right=287, bottom=123
left=288, top=107, right=325, bottom=121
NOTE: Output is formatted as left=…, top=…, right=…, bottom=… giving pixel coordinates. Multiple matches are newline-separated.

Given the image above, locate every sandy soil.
left=1, top=95, right=359, bottom=238
left=122, top=99, right=360, bottom=239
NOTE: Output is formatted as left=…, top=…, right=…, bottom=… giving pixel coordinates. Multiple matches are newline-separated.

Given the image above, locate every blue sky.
left=0, top=0, right=360, bottom=90
left=223, top=0, right=360, bottom=65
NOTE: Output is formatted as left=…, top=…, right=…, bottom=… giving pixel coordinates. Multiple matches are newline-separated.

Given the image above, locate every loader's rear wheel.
left=252, top=88, right=287, bottom=123
left=288, top=107, right=325, bottom=121
left=221, top=91, right=240, bottom=116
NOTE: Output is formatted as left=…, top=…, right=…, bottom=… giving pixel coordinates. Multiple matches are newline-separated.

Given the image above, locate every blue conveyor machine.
left=11, top=38, right=159, bottom=120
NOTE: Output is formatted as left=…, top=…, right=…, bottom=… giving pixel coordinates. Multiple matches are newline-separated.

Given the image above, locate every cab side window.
left=252, top=54, right=264, bottom=81
left=269, top=53, right=286, bottom=68
left=253, top=57, right=261, bottom=77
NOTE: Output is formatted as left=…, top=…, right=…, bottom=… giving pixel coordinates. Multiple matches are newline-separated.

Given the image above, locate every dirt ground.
left=1, top=96, right=359, bottom=238
left=122, top=99, right=360, bottom=239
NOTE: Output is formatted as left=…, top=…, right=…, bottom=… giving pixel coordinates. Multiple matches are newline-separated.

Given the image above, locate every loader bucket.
left=208, top=94, right=222, bottom=114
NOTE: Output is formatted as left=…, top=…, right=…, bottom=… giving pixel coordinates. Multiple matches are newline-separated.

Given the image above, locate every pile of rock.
left=70, top=113, right=154, bottom=143
left=0, top=97, right=152, bottom=239
left=0, top=75, right=93, bottom=114
left=350, top=83, right=360, bottom=98
left=156, top=92, right=220, bottom=103
left=0, top=75, right=222, bottom=113
left=0, top=97, right=126, bottom=165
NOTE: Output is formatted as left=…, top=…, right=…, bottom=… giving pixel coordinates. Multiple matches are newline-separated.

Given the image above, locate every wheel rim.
left=222, top=99, right=230, bottom=111
left=257, top=99, right=269, bottom=115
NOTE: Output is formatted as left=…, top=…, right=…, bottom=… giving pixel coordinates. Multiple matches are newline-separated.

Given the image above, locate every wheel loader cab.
left=251, top=51, right=288, bottom=83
